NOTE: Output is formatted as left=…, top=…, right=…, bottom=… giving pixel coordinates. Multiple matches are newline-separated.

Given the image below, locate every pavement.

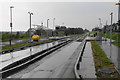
left=78, top=42, right=97, bottom=78
left=98, top=38, right=120, bottom=73
left=85, top=36, right=97, bottom=40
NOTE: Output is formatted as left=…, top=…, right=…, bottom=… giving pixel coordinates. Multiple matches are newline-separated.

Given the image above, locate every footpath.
left=79, top=42, right=97, bottom=78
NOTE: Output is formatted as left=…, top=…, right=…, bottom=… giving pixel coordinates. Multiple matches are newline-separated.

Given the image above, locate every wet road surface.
left=8, top=41, right=82, bottom=78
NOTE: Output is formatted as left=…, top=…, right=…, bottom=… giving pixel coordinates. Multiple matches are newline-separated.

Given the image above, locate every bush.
left=2, top=32, right=29, bottom=42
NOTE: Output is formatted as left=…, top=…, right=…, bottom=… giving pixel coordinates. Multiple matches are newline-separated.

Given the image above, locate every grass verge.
left=1, top=37, right=30, bottom=42
left=68, top=34, right=83, bottom=37
left=103, top=33, right=120, bottom=47
left=112, top=42, right=120, bottom=47
left=91, top=41, right=120, bottom=79
left=1, top=40, right=53, bottom=51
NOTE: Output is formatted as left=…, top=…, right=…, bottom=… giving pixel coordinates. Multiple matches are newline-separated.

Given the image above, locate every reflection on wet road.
left=21, top=42, right=81, bottom=78
left=0, top=41, right=61, bottom=70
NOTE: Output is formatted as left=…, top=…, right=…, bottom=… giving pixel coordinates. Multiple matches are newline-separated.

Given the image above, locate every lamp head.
left=31, top=13, right=33, bottom=15
left=28, top=12, right=33, bottom=15
left=10, top=6, right=14, bottom=8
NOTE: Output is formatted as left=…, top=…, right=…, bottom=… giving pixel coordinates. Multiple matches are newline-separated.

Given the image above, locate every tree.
left=84, top=29, right=89, bottom=33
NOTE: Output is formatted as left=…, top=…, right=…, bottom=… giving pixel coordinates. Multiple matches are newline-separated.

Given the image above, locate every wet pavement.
left=18, top=42, right=82, bottom=78
left=85, top=36, right=97, bottom=40
left=0, top=41, right=61, bottom=70
left=79, top=42, right=96, bottom=78
left=97, top=38, right=120, bottom=73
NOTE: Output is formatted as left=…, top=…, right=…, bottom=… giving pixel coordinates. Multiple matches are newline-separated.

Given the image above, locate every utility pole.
left=10, top=6, right=14, bottom=46
left=110, top=12, right=113, bottom=46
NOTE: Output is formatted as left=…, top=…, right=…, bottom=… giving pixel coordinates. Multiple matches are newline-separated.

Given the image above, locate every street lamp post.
left=53, top=18, right=55, bottom=30
left=47, top=19, right=49, bottom=28
left=109, top=12, right=113, bottom=59
left=28, top=12, right=33, bottom=42
left=99, top=18, right=102, bottom=29
left=98, top=18, right=102, bottom=40
left=10, top=6, right=14, bottom=46
left=47, top=19, right=49, bottom=40
left=105, top=20, right=108, bottom=41
left=110, top=12, right=113, bottom=46
left=116, top=1, right=120, bottom=43
left=116, top=0, right=120, bottom=23
left=28, top=12, right=33, bottom=58
left=52, top=18, right=55, bottom=36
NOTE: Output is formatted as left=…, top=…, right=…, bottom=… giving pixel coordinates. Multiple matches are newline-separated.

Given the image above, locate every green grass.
left=2, top=37, right=30, bottom=42
left=91, top=41, right=120, bottom=79
left=103, top=33, right=120, bottom=41
left=1, top=40, right=53, bottom=51
left=68, top=34, right=83, bottom=37
left=90, top=31, right=97, bottom=34
left=112, top=42, right=120, bottom=47
left=91, top=41, right=113, bottom=67
left=2, top=33, right=30, bottom=42
left=103, top=33, right=120, bottom=47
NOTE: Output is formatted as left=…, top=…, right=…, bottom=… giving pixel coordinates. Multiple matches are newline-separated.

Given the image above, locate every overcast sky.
left=0, top=0, right=119, bottom=31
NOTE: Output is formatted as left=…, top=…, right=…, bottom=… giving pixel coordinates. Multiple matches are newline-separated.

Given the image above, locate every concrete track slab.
left=21, top=42, right=81, bottom=78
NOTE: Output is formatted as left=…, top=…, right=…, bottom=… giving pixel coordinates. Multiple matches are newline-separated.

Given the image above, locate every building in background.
left=27, top=22, right=53, bottom=37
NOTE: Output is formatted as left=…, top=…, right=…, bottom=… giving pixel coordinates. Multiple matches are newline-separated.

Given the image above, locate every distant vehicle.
left=32, top=35, right=40, bottom=41
left=89, top=32, right=97, bottom=37
left=89, top=34, right=94, bottom=37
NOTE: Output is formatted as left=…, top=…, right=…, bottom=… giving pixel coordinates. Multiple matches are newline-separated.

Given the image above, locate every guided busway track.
left=1, top=39, right=72, bottom=78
